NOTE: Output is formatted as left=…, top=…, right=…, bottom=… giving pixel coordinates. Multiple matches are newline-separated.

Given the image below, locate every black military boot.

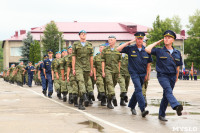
left=73, top=94, right=78, bottom=107
left=142, top=110, right=149, bottom=117
left=83, top=93, right=89, bottom=107
left=48, top=92, right=53, bottom=98
left=78, top=98, right=85, bottom=110
left=100, top=93, right=106, bottom=106
left=107, top=97, right=114, bottom=109
left=57, top=90, right=62, bottom=100
left=68, top=93, right=73, bottom=104
left=112, top=95, right=117, bottom=106
left=42, top=90, right=47, bottom=96
left=97, top=92, right=101, bottom=101
left=120, top=92, right=128, bottom=103
left=63, top=92, right=67, bottom=102
left=89, top=91, right=95, bottom=101
left=120, top=98, right=126, bottom=106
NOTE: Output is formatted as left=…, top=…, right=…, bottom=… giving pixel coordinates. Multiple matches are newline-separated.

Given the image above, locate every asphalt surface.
left=0, top=73, right=200, bottom=133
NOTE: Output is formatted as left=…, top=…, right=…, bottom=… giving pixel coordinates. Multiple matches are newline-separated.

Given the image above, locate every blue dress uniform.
left=25, top=64, right=35, bottom=87
left=151, top=46, right=183, bottom=118
left=39, top=62, right=48, bottom=93
left=121, top=44, right=152, bottom=113
left=43, top=57, right=54, bottom=96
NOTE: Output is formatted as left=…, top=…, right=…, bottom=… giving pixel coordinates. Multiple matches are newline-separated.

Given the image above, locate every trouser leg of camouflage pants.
left=105, top=69, right=119, bottom=98
left=118, top=74, right=127, bottom=93
left=96, top=76, right=106, bottom=93
left=142, top=80, right=148, bottom=104
left=75, top=69, right=87, bottom=96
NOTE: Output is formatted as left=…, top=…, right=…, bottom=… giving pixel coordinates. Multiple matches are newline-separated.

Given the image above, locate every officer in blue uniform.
left=38, top=55, right=48, bottom=96
left=25, top=61, right=35, bottom=87
left=43, top=50, right=54, bottom=98
left=117, top=32, right=152, bottom=117
left=145, top=30, right=183, bottom=121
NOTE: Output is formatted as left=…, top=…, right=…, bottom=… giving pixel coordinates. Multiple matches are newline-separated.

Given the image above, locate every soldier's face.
left=68, top=48, right=72, bottom=54
left=20, top=62, right=23, bottom=65
left=108, top=38, right=116, bottom=45
left=99, top=46, right=105, bottom=52
left=79, top=33, right=87, bottom=40
left=136, top=38, right=143, bottom=46
left=62, top=51, right=67, bottom=57
left=56, top=53, right=61, bottom=59
left=48, top=53, right=53, bottom=58
left=164, top=36, right=174, bottom=45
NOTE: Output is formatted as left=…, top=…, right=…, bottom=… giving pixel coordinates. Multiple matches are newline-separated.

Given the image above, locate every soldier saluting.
left=145, top=30, right=183, bottom=121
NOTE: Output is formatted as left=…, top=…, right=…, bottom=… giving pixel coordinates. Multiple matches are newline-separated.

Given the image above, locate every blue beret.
left=55, top=51, right=61, bottom=55
left=61, top=49, right=67, bottom=53
left=163, top=30, right=176, bottom=39
left=99, top=44, right=106, bottom=47
left=79, top=30, right=87, bottom=35
left=108, top=35, right=116, bottom=39
left=119, top=42, right=125, bottom=46
left=96, top=52, right=100, bottom=55
left=68, top=45, right=72, bottom=49
left=134, top=32, right=145, bottom=38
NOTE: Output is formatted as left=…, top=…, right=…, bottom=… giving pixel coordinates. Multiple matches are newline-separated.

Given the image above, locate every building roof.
left=2, top=21, right=186, bottom=48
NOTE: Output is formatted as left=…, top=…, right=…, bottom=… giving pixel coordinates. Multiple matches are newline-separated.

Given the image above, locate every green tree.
left=184, top=9, right=200, bottom=70
left=29, top=40, right=41, bottom=64
left=0, top=41, right=3, bottom=71
left=147, top=15, right=182, bottom=67
left=21, top=32, right=34, bottom=64
left=42, top=21, right=64, bottom=55
left=172, top=15, right=182, bottom=34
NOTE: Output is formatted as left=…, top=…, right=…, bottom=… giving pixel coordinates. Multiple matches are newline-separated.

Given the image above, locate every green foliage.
left=147, top=15, right=183, bottom=67
left=0, top=41, right=3, bottom=71
left=21, top=32, right=34, bottom=64
left=42, top=21, right=64, bottom=55
left=184, top=10, right=200, bottom=70
left=29, top=40, right=41, bottom=64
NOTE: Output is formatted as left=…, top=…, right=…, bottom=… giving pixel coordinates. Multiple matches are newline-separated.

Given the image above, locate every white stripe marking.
left=11, top=84, right=134, bottom=133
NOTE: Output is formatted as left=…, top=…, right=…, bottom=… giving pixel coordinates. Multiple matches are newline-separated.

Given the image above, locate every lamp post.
left=181, top=30, right=185, bottom=71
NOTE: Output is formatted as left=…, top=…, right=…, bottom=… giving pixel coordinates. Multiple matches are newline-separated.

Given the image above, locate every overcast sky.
left=0, top=0, right=199, bottom=40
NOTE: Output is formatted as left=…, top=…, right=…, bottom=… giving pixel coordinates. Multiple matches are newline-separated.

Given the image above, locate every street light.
left=181, top=30, right=185, bottom=71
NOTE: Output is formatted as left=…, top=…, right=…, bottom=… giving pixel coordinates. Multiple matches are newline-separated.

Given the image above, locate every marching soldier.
left=102, top=35, right=121, bottom=109
left=15, top=61, right=25, bottom=86
left=72, top=30, right=94, bottom=109
left=25, top=61, right=35, bottom=87
left=117, top=32, right=152, bottom=117
left=118, top=42, right=130, bottom=106
left=145, top=30, right=183, bottom=121
left=7, top=64, right=15, bottom=84
left=43, top=50, right=54, bottom=98
left=39, top=55, right=48, bottom=96
left=93, top=44, right=107, bottom=106
left=51, top=51, right=63, bottom=100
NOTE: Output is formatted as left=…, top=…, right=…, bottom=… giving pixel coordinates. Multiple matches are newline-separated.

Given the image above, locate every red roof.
left=31, top=22, right=150, bottom=33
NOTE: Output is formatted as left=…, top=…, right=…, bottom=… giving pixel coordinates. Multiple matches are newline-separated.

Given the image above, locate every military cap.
left=108, top=35, right=116, bottom=39
left=61, top=49, right=67, bottom=53
left=119, top=42, right=125, bottom=46
left=96, top=52, right=100, bottom=55
left=134, top=32, right=145, bottom=38
left=43, top=54, right=48, bottom=59
left=163, top=30, right=176, bottom=39
left=55, top=51, right=61, bottom=55
left=48, top=49, right=53, bottom=54
left=35, top=63, right=38, bottom=65
left=68, top=45, right=72, bottom=49
left=143, top=40, right=146, bottom=43
left=79, top=30, right=87, bottom=35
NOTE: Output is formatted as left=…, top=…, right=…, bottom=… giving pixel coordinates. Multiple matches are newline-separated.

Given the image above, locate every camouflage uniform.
left=118, top=54, right=130, bottom=106
left=72, top=41, right=94, bottom=106
left=55, top=57, right=67, bottom=101
left=93, top=53, right=107, bottom=106
left=67, top=55, right=79, bottom=107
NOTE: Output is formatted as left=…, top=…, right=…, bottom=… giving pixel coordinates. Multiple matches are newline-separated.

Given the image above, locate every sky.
left=0, top=0, right=199, bottom=40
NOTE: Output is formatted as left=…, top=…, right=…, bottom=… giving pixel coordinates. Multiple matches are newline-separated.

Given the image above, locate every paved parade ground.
left=0, top=75, right=200, bottom=133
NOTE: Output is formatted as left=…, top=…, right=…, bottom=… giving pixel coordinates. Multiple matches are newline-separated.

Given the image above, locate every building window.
left=10, top=47, right=21, bottom=56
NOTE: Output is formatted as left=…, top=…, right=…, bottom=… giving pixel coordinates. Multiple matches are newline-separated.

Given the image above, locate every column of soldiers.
left=2, top=29, right=188, bottom=122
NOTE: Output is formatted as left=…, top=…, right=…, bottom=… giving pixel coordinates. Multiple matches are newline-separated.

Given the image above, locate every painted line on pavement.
left=11, top=84, right=134, bottom=133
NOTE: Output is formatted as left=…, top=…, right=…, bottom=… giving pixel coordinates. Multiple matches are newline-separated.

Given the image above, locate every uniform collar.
left=133, top=44, right=145, bottom=51
left=163, top=46, right=178, bottom=53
